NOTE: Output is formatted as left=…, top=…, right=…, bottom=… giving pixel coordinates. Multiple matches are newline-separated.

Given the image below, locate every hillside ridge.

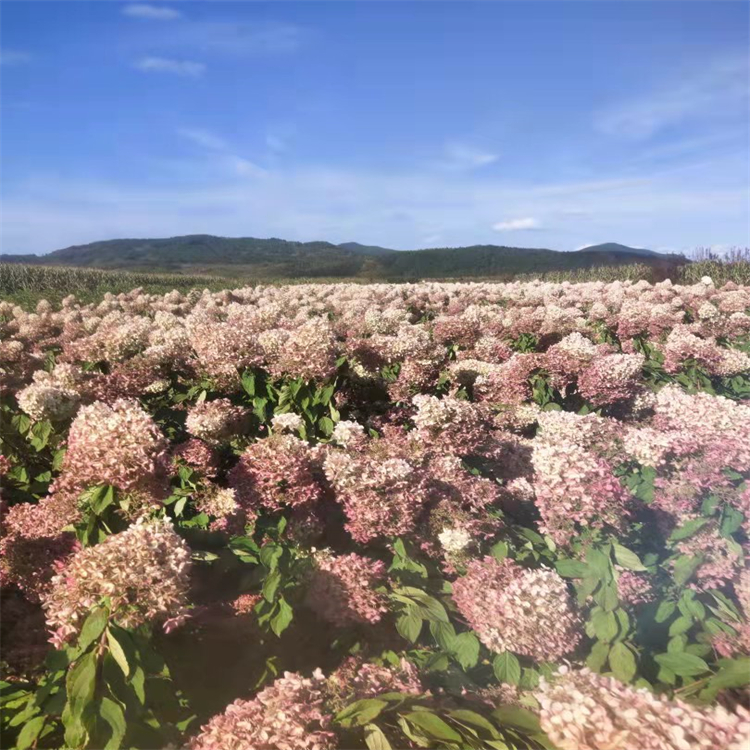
left=0, top=235, right=686, bottom=280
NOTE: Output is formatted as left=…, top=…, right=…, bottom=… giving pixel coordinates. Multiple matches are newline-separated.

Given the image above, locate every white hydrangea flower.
left=331, top=419, right=365, bottom=446
left=438, top=526, right=472, bottom=553
left=272, top=412, right=305, bottom=433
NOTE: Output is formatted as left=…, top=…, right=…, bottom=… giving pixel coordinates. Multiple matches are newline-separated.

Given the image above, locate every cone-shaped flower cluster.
left=42, top=518, right=191, bottom=647
left=452, top=557, right=581, bottom=661
left=536, top=667, right=750, bottom=750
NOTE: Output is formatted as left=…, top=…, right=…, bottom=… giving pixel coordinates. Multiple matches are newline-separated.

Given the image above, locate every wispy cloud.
left=178, top=128, right=227, bottom=151
left=492, top=217, right=541, bottom=231
left=559, top=208, right=592, bottom=217
left=162, top=21, right=305, bottom=56
left=177, top=127, right=267, bottom=177
left=440, top=142, right=499, bottom=170
left=231, top=157, right=268, bottom=178
left=134, top=57, right=205, bottom=77
left=0, top=50, right=32, bottom=66
left=122, top=4, right=182, bottom=21
left=266, top=135, right=286, bottom=153
left=3, top=150, right=747, bottom=254
left=595, top=55, right=749, bottom=139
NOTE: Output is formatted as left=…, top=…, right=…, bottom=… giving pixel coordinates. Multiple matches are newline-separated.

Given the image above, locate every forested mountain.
left=0, top=235, right=686, bottom=280
left=577, top=242, right=667, bottom=258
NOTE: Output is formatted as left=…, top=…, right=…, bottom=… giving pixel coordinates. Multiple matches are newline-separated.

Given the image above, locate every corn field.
left=0, top=264, right=230, bottom=296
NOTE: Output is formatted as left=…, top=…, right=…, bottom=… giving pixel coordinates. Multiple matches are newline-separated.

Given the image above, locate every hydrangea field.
left=2, top=277, right=750, bottom=749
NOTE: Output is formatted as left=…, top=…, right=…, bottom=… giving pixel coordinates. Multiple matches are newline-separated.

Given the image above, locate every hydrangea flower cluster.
left=271, top=412, right=305, bottom=433
left=532, top=412, right=629, bottom=544
left=189, top=669, right=335, bottom=750
left=42, top=519, right=191, bottom=647
left=536, top=667, right=750, bottom=750
left=327, top=656, right=423, bottom=704
left=62, top=398, right=170, bottom=496
left=172, top=438, right=221, bottom=478
left=185, top=398, right=248, bottom=444
left=305, top=551, right=388, bottom=627
left=229, top=433, right=324, bottom=511
left=194, top=485, right=240, bottom=519
left=16, top=364, right=83, bottom=422
left=452, top=557, right=581, bottom=661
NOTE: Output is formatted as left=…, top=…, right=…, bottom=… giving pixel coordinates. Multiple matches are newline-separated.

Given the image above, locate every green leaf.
left=609, top=642, right=637, bottom=682
left=336, top=699, right=389, bottom=728
left=93, top=485, right=115, bottom=515
left=364, top=723, right=393, bottom=750
left=596, top=579, right=620, bottom=612
left=99, top=697, right=126, bottom=750
left=106, top=627, right=134, bottom=679
left=591, top=610, right=618, bottom=642
left=612, top=543, right=646, bottom=571
left=396, top=610, right=423, bottom=643
left=448, top=709, right=500, bottom=738
left=492, top=706, right=542, bottom=733
left=668, top=616, right=693, bottom=637
left=404, top=712, right=463, bottom=742
left=430, top=620, right=457, bottom=652
left=586, top=547, right=613, bottom=580
left=710, top=658, right=750, bottom=690
left=270, top=596, right=294, bottom=637
left=669, top=518, right=710, bottom=542
left=397, top=716, right=431, bottom=747
left=395, top=588, right=450, bottom=623
left=262, top=569, right=282, bottom=603
left=490, top=541, right=508, bottom=561
left=77, top=605, right=109, bottom=653
left=673, top=555, right=703, bottom=587
left=318, top=416, right=335, bottom=436
left=493, top=652, right=521, bottom=686
left=63, top=706, right=87, bottom=749
left=260, top=544, right=283, bottom=570
left=655, top=601, right=676, bottom=623
left=654, top=652, right=709, bottom=677
left=586, top=641, right=610, bottom=672
left=52, top=447, right=67, bottom=471
left=15, top=715, right=46, bottom=750
left=668, top=635, right=687, bottom=653
left=720, top=506, right=744, bottom=538
left=555, top=559, right=590, bottom=578
left=241, top=371, right=256, bottom=397
left=452, top=632, right=480, bottom=671
left=66, top=651, right=97, bottom=720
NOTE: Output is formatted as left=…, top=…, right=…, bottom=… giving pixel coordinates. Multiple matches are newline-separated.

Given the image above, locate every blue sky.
left=1, top=1, right=748, bottom=255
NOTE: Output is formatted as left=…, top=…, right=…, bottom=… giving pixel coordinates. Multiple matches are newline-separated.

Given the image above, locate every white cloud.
left=0, top=50, right=32, bottom=66
left=161, top=21, right=304, bottom=56
left=596, top=55, right=749, bottom=139
left=2, top=150, right=747, bottom=255
left=134, top=57, right=205, bottom=77
left=177, top=128, right=267, bottom=177
left=122, top=4, right=182, bottom=20
left=492, top=217, right=541, bottom=231
left=178, top=128, right=227, bottom=151
left=231, top=157, right=268, bottom=178
left=266, top=134, right=287, bottom=153
left=441, top=142, right=499, bottom=170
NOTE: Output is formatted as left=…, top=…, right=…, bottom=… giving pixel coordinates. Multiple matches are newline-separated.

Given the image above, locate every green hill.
left=577, top=242, right=667, bottom=258
left=0, top=235, right=687, bottom=280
